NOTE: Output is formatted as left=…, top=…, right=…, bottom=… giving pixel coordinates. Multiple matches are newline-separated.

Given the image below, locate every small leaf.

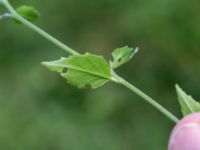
left=15, top=5, right=40, bottom=23
left=42, top=53, right=111, bottom=89
left=176, top=84, right=200, bottom=116
left=110, top=46, right=138, bottom=69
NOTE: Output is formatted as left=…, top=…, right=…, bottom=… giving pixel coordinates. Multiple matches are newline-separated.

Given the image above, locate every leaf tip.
left=41, top=61, right=48, bottom=66
left=130, top=47, right=139, bottom=58
left=175, top=84, right=182, bottom=92
left=175, top=84, right=179, bottom=89
left=135, top=47, right=139, bottom=53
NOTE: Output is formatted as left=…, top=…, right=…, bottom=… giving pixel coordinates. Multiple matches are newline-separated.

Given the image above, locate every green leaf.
left=110, top=46, right=139, bottom=69
left=42, top=53, right=111, bottom=89
left=176, top=84, right=200, bottom=116
left=15, top=5, right=40, bottom=23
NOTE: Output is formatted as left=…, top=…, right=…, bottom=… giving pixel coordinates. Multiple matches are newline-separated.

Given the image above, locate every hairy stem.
left=112, top=71, right=179, bottom=123
left=3, top=0, right=79, bottom=55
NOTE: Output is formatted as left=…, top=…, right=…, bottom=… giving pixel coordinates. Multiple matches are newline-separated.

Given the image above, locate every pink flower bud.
left=168, top=113, right=200, bottom=150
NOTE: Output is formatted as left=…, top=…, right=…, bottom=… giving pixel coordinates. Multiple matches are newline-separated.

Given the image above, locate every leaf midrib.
left=47, top=63, right=111, bottom=80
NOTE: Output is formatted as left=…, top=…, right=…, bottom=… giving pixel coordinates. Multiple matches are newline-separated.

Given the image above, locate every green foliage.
left=42, top=53, right=111, bottom=89
left=176, top=85, right=200, bottom=116
left=1, top=0, right=200, bottom=149
left=110, top=46, right=138, bottom=69
left=15, top=5, right=39, bottom=22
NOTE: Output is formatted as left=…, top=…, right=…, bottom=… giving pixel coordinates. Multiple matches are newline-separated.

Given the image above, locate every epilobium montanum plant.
left=1, top=1, right=200, bottom=148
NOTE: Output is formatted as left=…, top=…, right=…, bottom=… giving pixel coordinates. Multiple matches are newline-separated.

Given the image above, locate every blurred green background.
left=0, top=0, right=200, bottom=149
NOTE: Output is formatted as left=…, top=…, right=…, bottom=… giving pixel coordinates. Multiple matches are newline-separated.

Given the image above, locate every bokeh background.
left=0, top=0, right=200, bottom=149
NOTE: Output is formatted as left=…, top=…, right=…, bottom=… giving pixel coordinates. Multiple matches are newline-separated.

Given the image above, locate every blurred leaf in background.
left=0, top=0, right=200, bottom=149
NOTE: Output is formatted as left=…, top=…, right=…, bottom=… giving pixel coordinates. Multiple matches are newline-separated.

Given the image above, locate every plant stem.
left=2, top=0, right=179, bottom=123
left=3, top=0, right=79, bottom=55
left=112, top=71, right=179, bottom=123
